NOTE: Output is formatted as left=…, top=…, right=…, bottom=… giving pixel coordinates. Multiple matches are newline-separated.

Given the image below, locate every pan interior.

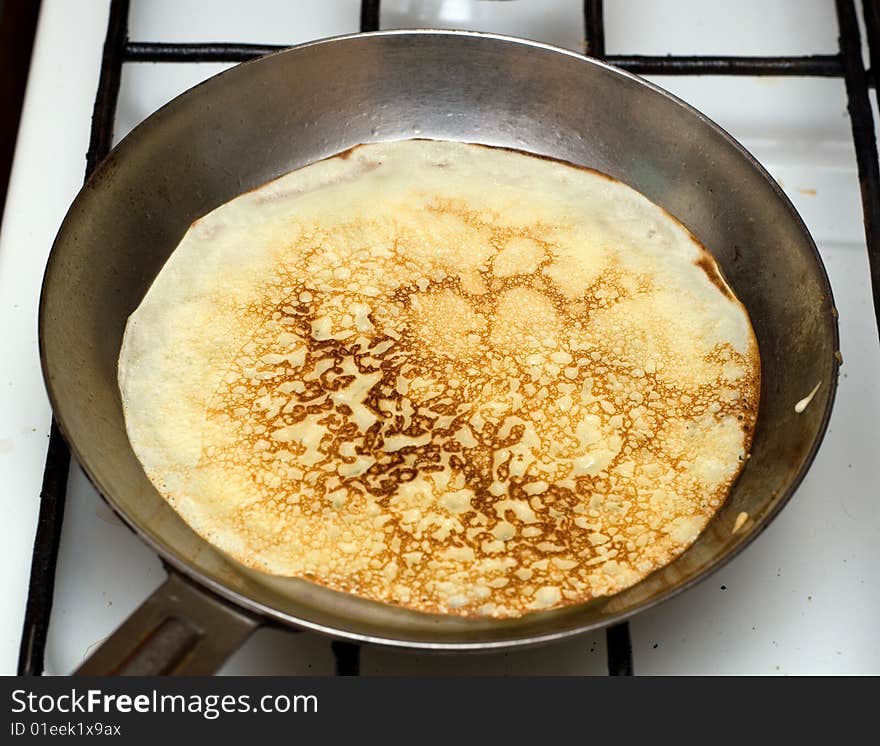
left=40, top=31, right=838, bottom=648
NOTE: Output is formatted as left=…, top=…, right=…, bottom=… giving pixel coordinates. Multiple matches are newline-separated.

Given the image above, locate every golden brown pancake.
left=119, top=140, right=759, bottom=617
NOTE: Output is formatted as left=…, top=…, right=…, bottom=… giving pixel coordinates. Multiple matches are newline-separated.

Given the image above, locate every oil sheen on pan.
left=118, top=140, right=760, bottom=618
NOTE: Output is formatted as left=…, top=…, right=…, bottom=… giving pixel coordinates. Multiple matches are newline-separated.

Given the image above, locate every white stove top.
left=1, top=0, right=877, bottom=675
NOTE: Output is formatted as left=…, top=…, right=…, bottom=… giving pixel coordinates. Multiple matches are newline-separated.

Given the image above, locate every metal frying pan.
left=39, top=31, right=839, bottom=675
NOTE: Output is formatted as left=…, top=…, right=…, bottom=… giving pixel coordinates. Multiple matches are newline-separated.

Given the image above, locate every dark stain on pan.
left=694, top=254, right=734, bottom=300
left=336, top=145, right=363, bottom=160
left=468, top=141, right=742, bottom=305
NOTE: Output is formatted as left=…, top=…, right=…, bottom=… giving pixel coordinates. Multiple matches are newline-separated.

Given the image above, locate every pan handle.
left=74, top=572, right=260, bottom=675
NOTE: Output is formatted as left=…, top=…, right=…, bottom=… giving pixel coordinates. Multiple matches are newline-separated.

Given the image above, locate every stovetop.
left=2, top=0, right=878, bottom=675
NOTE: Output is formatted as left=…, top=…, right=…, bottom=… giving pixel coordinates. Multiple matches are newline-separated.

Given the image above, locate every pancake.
left=118, top=139, right=760, bottom=618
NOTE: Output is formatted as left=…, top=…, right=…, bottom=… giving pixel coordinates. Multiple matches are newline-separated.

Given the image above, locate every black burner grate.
left=18, top=0, right=880, bottom=677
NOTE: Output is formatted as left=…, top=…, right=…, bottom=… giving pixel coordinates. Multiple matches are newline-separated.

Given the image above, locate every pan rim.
left=39, top=28, right=840, bottom=651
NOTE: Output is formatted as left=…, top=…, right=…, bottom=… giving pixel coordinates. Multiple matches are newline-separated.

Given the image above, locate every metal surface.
left=331, top=641, right=361, bottom=676
left=75, top=574, right=259, bottom=675
left=17, top=423, right=69, bottom=675
left=125, top=42, right=285, bottom=62
left=17, top=0, right=131, bottom=676
left=605, top=622, right=633, bottom=676
left=838, top=0, right=880, bottom=339
left=122, top=45, right=846, bottom=78
left=606, top=54, right=845, bottom=77
left=38, top=30, right=839, bottom=659
left=582, top=0, right=632, bottom=675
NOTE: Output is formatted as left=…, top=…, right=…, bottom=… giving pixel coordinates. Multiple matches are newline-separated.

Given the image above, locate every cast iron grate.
left=18, top=0, right=880, bottom=677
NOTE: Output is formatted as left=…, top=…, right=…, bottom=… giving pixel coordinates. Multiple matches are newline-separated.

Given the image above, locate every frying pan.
left=39, top=31, right=839, bottom=675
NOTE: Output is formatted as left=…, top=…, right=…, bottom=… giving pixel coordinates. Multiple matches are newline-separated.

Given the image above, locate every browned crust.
left=169, top=140, right=762, bottom=618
